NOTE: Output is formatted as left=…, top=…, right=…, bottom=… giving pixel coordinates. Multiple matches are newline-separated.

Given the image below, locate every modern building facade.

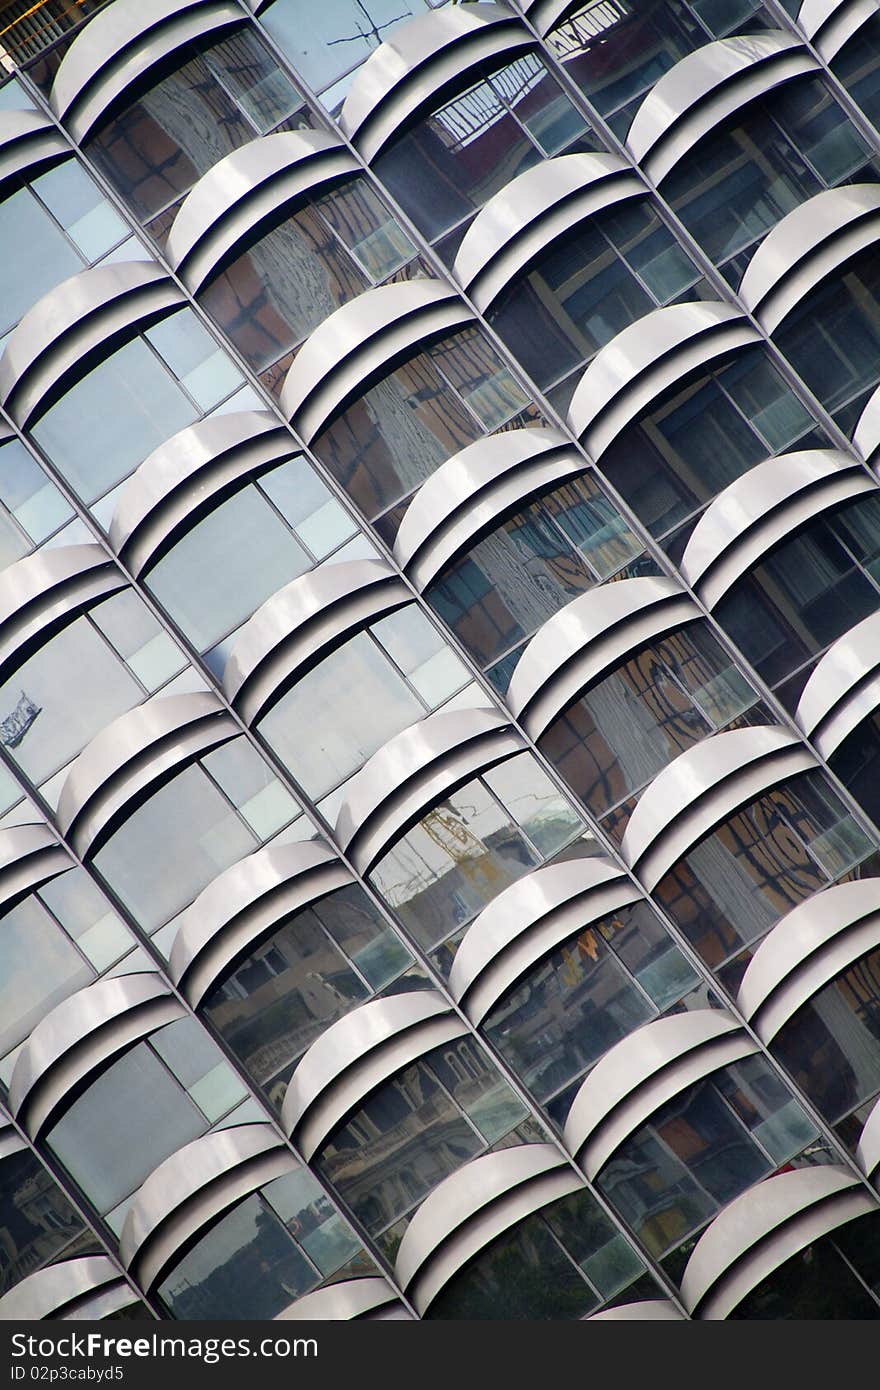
left=3, top=0, right=880, bottom=1323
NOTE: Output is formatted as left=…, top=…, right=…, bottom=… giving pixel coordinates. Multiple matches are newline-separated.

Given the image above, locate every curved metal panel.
left=167, top=131, right=359, bottom=293
left=798, top=0, right=880, bottom=61
left=393, top=427, right=577, bottom=590
left=855, top=380, right=880, bottom=465
left=110, top=411, right=294, bottom=576
left=170, top=839, right=353, bottom=1006
left=57, top=1284, right=142, bottom=1322
left=339, top=4, right=533, bottom=163
left=680, top=1165, right=877, bottom=1319
left=566, top=302, right=759, bottom=460
left=280, top=991, right=467, bottom=1159
left=279, top=279, right=474, bottom=442
left=8, top=973, right=185, bottom=1139
left=738, top=878, right=880, bottom=1042
left=0, top=261, right=182, bottom=428
left=620, top=726, right=817, bottom=891
left=626, top=33, right=817, bottom=184
left=0, top=110, right=70, bottom=195
left=51, top=0, right=245, bottom=143
left=0, top=544, right=127, bottom=687
left=563, top=1011, right=756, bottom=1178
left=449, top=856, right=641, bottom=1024
left=507, top=577, right=701, bottom=738
left=394, top=1143, right=582, bottom=1314
left=0, top=1256, right=128, bottom=1322
left=519, top=0, right=580, bottom=37
left=588, top=1300, right=685, bottom=1321
left=120, top=1123, right=295, bottom=1290
left=681, top=450, right=876, bottom=609
left=796, top=609, right=880, bottom=758
left=275, top=1277, right=404, bottom=1321
left=856, top=1091, right=880, bottom=1178
left=0, top=824, right=72, bottom=918
left=224, top=559, right=411, bottom=723
left=335, top=705, right=526, bottom=875
left=740, top=185, right=880, bottom=334
left=452, top=153, right=644, bottom=312
left=56, top=692, right=238, bottom=859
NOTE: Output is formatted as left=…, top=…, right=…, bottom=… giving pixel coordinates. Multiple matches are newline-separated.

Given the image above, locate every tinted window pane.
left=88, top=31, right=309, bottom=219
left=538, top=627, right=754, bottom=819
left=93, top=763, right=258, bottom=932
left=313, top=353, right=480, bottom=518
left=31, top=339, right=197, bottom=502
left=484, top=925, right=654, bottom=1102
left=731, top=1232, right=880, bottom=1319
left=158, top=1192, right=317, bottom=1318
left=773, top=946, right=880, bottom=1124
left=147, top=487, right=311, bottom=651
left=317, top=1060, right=483, bottom=1234
left=427, top=1209, right=598, bottom=1320
left=261, top=0, right=432, bottom=103
left=370, top=778, right=542, bottom=951
left=203, top=900, right=373, bottom=1105
left=0, top=1150, right=93, bottom=1295
left=775, top=249, right=880, bottom=419
left=374, top=79, right=541, bottom=241
left=0, top=897, right=92, bottom=1056
left=199, top=206, right=368, bottom=371
left=0, top=186, right=82, bottom=332
left=489, top=224, right=653, bottom=389
left=47, top=1043, right=206, bottom=1213
left=257, top=632, right=425, bottom=798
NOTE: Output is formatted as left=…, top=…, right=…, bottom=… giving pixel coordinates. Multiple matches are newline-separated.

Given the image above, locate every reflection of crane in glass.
left=425, top=806, right=504, bottom=892
left=326, top=0, right=413, bottom=51
left=422, top=806, right=496, bottom=871
left=378, top=803, right=501, bottom=912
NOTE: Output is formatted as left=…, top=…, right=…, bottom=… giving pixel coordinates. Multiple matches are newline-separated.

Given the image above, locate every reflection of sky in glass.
left=93, top=764, right=259, bottom=933
left=0, top=897, right=92, bottom=1057
left=260, top=633, right=425, bottom=798
left=370, top=753, right=585, bottom=921
left=262, top=0, right=447, bottom=108
left=47, top=1044, right=206, bottom=1215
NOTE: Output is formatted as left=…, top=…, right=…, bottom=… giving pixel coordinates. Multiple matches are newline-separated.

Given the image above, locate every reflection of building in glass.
left=6, top=0, right=880, bottom=1324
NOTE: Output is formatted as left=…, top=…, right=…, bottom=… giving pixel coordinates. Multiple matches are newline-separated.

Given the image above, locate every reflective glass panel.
left=654, top=773, right=873, bottom=974
left=0, top=186, right=82, bottom=332
left=202, top=891, right=399, bottom=1108
left=0, top=896, right=92, bottom=1056
left=313, top=351, right=481, bottom=518
left=370, top=779, right=542, bottom=951
left=258, top=630, right=425, bottom=799
left=93, top=763, right=259, bottom=932
left=88, top=30, right=311, bottom=220
left=30, top=338, right=198, bottom=503
left=599, top=1079, right=771, bottom=1257
left=157, top=1192, right=317, bottom=1318
left=0, top=617, right=143, bottom=785
left=316, top=1059, right=484, bottom=1234
left=773, top=945, right=880, bottom=1125
left=146, top=486, right=311, bottom=651
left=0, top=1150, right=94, bottom=1296
left=47, top=1042, right=207, bottom=1213
left=538, top=625, right=756, bottom=820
